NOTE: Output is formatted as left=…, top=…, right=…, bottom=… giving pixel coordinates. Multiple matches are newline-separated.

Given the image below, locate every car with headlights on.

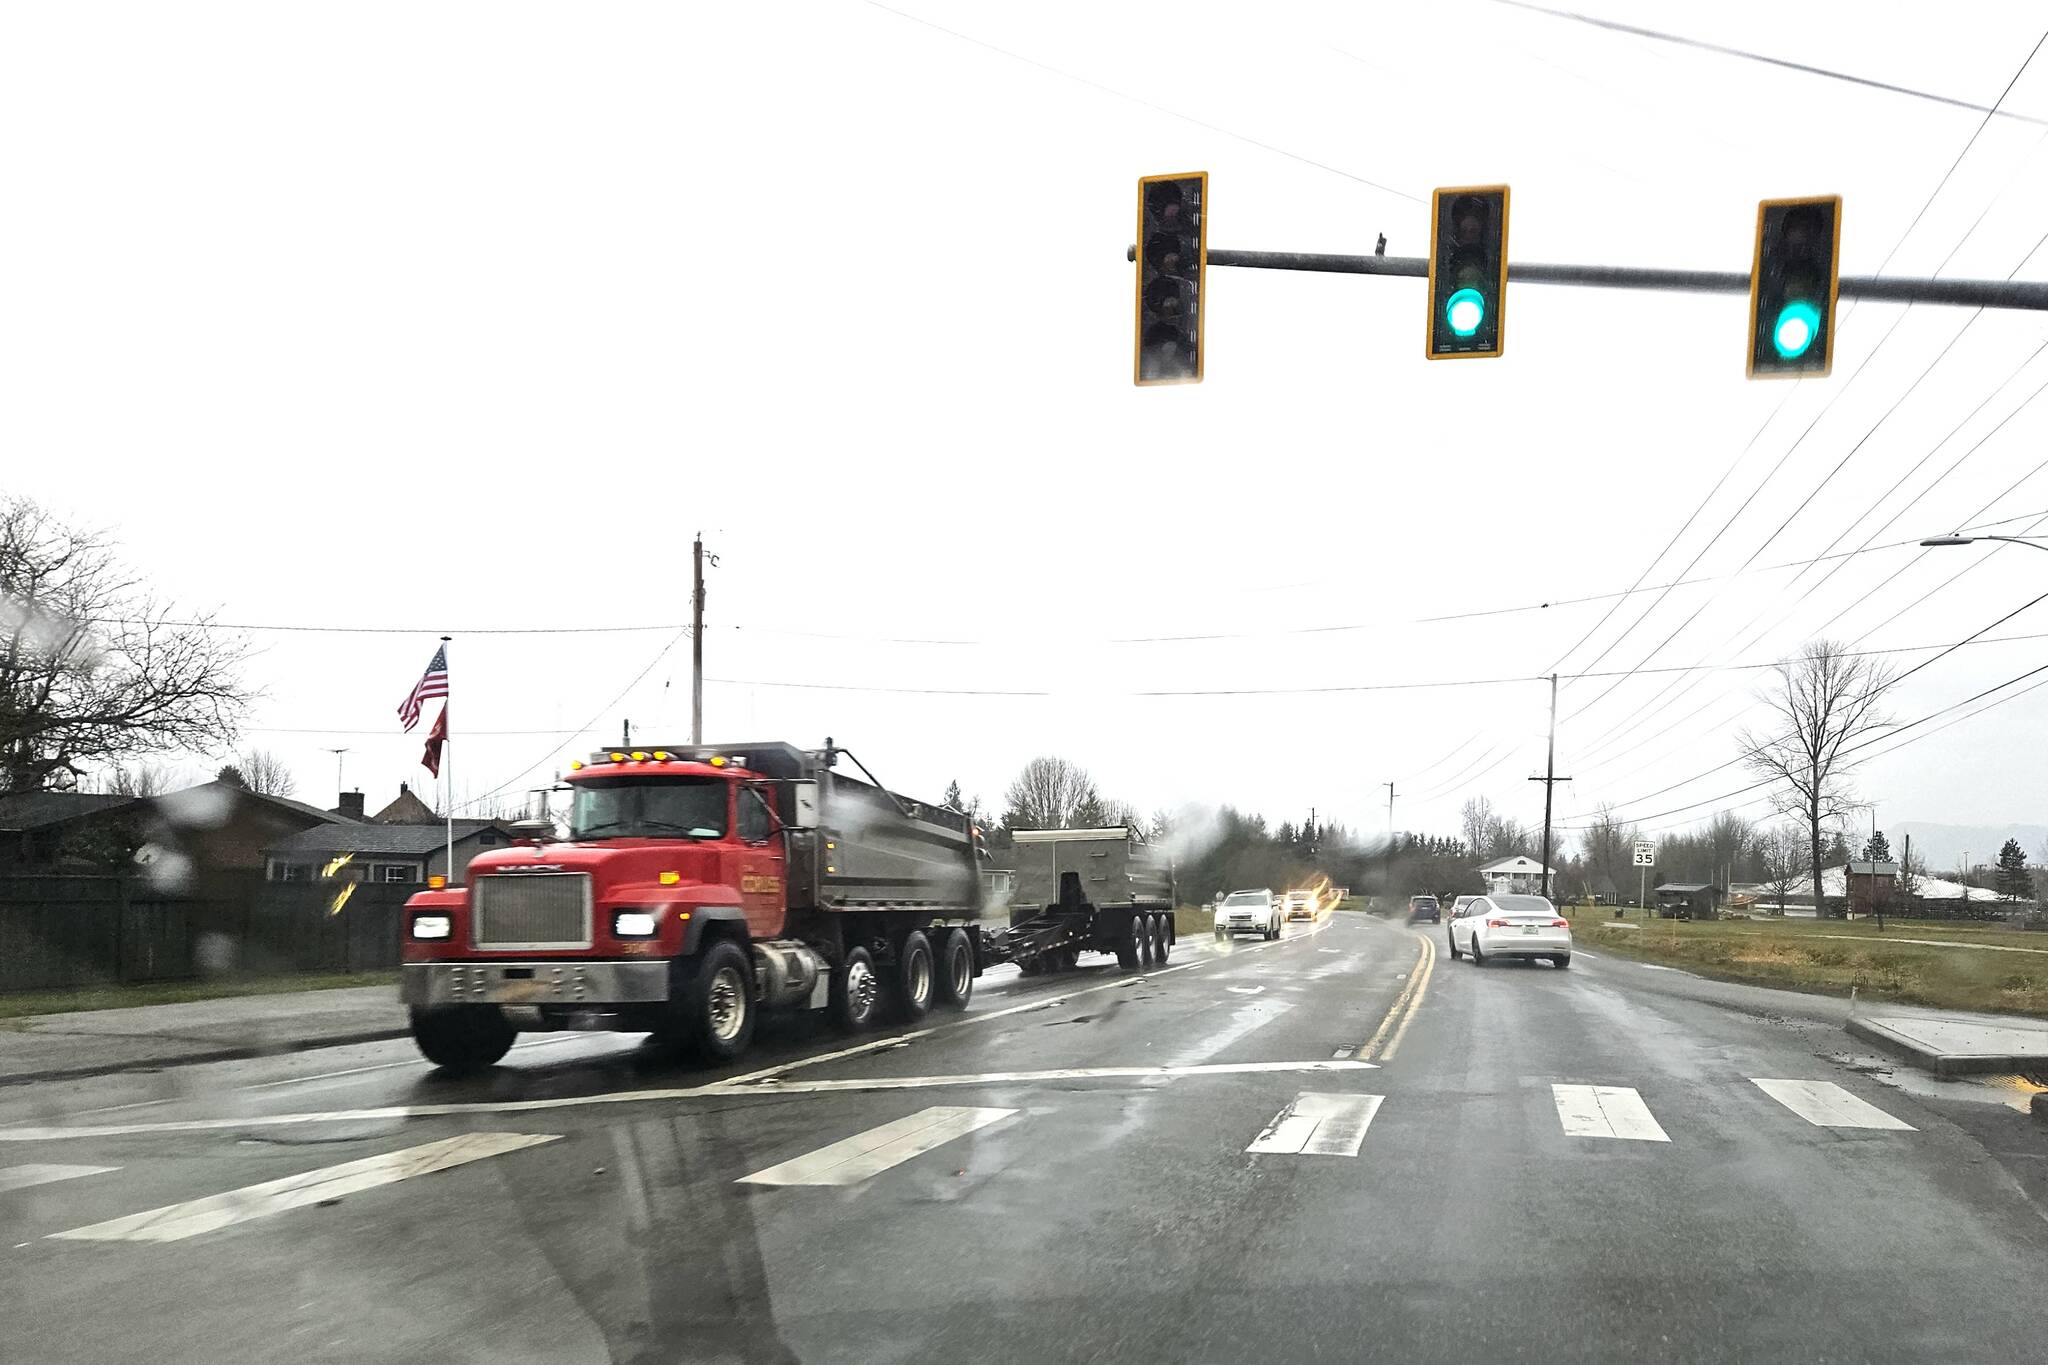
left=1446, top=893, right=1571, bottom=967
left=1216, top=888, right=1281, bottom=940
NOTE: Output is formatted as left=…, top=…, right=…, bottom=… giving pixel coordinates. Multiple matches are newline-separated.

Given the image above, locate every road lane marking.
left=1752, top=1079, right=1916, bottom=1130
left=48, top=1133, right=558, bottom=1242
left=1379, top=933, right=1437, bottom=1061
left=1358, top=932, right=1436, bottom=1062
left=1552, top=1085, right=1670, bottom=1141
left=1246, top=1093, right=1383, bottom=1156
left=0, top=1060, right=1377, bottom=1139
left=0, top=1164, right=117, bottom=1194
left=728, top=1059, right=1374, bottom=1096
left=1226, top=985, right=1266, bottom=995
left=238, top=1035, right=597, bottom=1092
left=737, top=1106, right=1014, bottom=1186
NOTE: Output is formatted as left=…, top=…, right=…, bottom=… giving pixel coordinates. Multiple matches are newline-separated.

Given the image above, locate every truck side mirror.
left=787, top=780, right=820, bottom=830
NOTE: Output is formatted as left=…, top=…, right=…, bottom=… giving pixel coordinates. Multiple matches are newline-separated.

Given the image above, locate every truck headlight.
left=613, top=910, right=658, bottom=938
left=410, top=913, right=452, bottom=941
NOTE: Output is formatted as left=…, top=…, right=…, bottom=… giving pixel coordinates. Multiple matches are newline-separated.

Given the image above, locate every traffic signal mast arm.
left=1121, top=244, right=2048, bottom=311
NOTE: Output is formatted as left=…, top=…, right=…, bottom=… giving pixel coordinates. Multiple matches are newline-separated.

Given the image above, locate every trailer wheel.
left=829, top=946, right=882, bottom=1031
left=934, top=929, right=974, bottom=1011
left=409, top=1005, right=515, bottom=1075
left=1116, top=929, right=1140, bottom=970
left=1154, top=915, right=1172, bottom=963
left=890, top=931, right=935, bottom=1022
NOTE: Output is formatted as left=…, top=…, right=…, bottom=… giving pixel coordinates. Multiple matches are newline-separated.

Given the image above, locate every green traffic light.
left=1445, top=287, right=1486, bottom=338
left=1773, top=300, right=1822, bottom=359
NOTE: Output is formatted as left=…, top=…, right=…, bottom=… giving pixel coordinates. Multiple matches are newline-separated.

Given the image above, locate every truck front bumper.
left=401, top=960, right=673, bottom=1008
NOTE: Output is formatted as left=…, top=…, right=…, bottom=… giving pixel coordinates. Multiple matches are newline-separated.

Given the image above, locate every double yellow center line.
left=1356, top=931, right=1437, bottom=1062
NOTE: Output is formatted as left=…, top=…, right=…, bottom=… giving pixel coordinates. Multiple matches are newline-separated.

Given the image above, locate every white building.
left=1478, top=855, right=1559, bottom=896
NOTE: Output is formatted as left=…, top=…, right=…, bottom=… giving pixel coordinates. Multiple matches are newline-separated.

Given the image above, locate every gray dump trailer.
left=988, top=827, right=1178, bottom=974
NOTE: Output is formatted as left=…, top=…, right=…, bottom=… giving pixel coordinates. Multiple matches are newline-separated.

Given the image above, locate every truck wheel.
left=1018, top=954, right=1043, bottom=977
left=688, top=940, right=757, bottom=1063
left=1137, top=917, right=1157, bottom=965
left=1154, top=915, right=1172, bottom=963
left=409, top=1005, right=515, bottom=1075
left=1116, top=929, right=1140, bottom=970
left=934, top=928, right=974, bottom=1011
left=829, top=946, right=882, bottom=1031
left=890, top=931, right=935, bottom=1022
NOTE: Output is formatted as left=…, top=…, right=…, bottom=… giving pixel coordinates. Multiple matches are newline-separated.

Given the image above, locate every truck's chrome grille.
left=471, top=874, right=593, bottom=949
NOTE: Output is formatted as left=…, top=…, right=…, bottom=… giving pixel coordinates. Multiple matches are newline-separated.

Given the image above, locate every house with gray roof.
left=264, top=817, right=513, bottom=886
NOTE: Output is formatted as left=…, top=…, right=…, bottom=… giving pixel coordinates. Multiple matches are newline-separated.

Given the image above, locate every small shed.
left=1846, top=860, right=1900, bottom=916
left=1654, top=882, right=1721, bottom=920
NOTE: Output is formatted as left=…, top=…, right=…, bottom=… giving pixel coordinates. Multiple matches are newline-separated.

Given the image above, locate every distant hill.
left=1887, top=822, right=2048, bottom=870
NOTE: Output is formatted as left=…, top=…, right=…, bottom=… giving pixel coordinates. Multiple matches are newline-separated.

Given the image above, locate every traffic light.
left=1427, top=185, right=1509, bottom=359
left=1133, top=172, right=1207, bottom=385
left=1748, top=195, right=1841, bottom=378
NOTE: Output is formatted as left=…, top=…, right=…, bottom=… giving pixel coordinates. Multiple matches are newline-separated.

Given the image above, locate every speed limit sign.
left=1632, top=841, right=1655, bottom=867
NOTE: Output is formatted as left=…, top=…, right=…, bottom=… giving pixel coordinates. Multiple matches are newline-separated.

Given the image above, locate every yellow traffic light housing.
left=1748, top=194, right=1842, bottom=378
left=1427, top=185, right=1509, bottom=359
left=1133, top=172, right=1208, bottom=385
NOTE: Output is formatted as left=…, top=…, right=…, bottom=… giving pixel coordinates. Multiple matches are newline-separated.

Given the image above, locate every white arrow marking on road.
left=1552, top=1085, right=1670, bottom=1141
left=49, top=1133, right=558, bottom=1243
left=1752, top=1079, right=1916, bottom=1130
left=737, top=1106, right=1014, bottom=1186
left=1246, top=1093, right=1384, bottom=1156
left=0, top=1164, right=117, bottom=1194
left=1226, top=985, right=1266, bottom=995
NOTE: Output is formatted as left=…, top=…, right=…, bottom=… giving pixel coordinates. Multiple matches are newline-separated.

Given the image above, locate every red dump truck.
left=399, top=739, right=1176, bottom=1072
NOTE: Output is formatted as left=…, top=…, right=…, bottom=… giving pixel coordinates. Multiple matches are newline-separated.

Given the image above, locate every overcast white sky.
left=8, top=1, right=2048, bottom=849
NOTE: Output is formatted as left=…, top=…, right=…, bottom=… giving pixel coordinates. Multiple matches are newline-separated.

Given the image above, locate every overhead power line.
left=1488, top=1, right=2048, bottom=128
left=858, top=0, right=1422, bottom=203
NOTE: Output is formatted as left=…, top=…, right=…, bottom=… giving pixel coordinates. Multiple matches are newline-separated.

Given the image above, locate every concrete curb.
left=0, top=1026, right=412, bottom=1088
left=1844, top=1016, right=2048, bottom=1078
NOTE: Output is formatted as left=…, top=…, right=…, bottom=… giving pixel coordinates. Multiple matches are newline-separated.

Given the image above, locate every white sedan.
left=1446, top=893, right=1572, bottom=968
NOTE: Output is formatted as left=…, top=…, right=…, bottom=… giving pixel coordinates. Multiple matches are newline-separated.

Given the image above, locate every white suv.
left=1216, top=888, right=1281, bottom=940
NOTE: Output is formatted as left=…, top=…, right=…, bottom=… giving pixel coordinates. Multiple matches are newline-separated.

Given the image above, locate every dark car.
left=1406, top=894, right=1441, bottom=924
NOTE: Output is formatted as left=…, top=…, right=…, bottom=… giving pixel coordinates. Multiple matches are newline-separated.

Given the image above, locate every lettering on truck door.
left=735, top=783, right=788, bottom=937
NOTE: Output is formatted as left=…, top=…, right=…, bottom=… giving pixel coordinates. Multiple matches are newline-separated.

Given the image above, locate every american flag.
left=397, top=644, right=449, bottom=732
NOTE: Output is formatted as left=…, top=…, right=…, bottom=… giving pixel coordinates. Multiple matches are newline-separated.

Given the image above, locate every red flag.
left=421, top=704, right=448, bottom=777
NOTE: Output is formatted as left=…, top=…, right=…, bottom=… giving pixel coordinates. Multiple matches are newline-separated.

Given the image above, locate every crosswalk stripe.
left=49, top=1132, right=557, bottom=1243
left=1553, top=1085, right=1670, bottom=1141
left=1752, top=1079, right=1915, bottom=1131
left=0, top=1164, right=118, bottom=1194
left=1246, top=1092, right=1384, bottom=1156
left=737, top=1106, right=1015, bottom=1187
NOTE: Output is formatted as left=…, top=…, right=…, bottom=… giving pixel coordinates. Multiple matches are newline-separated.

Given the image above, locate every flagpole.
left=441, top=635, right=453, bottom=884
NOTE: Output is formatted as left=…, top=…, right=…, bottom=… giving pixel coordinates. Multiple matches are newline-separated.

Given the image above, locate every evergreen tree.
left=1996, top=838, right=2033, bottom=901
left=1861, top=829, right=1891, bottom=863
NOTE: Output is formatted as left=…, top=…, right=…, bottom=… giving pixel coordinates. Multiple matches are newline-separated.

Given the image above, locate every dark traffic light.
left=1748, top=195, right=1841, bottom=378
left=1133, top=172, right=1207, bottom=385
left=1427, top=185, right=1509, bottom=359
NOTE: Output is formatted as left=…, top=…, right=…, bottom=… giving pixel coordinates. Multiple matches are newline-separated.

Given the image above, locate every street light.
left=1919, top=534, right=2048, bottom=553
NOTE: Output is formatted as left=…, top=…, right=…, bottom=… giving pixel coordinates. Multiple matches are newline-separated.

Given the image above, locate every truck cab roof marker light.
left=609, top=752, right=626, bottom=762
left=659, top=871, right=681, bottom=886
left=652, top=750, right=671, bottom=760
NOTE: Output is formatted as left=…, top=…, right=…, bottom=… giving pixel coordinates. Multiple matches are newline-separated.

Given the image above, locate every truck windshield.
left=568, top=778, right=727, bottom=840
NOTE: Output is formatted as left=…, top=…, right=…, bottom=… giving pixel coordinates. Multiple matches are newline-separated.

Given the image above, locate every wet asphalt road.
left=4, top=912, right=2047, bottom=1365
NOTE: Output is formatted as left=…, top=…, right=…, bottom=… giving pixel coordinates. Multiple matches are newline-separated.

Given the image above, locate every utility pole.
left=1527, top=673, right=1571, bottom=901
left=1384, top=783, right=1395, bottom=894
left=691, top=533, right=708, bottom=745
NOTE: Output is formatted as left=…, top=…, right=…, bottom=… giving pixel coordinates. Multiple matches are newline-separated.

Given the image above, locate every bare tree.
left=1002, top=756, right=1098, bottom=831
left=235, top=748, right=296, bottom=797
left=1704, top=810, right=1751, bottom=889
left=105, top=761, right=180, bottom=797
left=1757, top=823, right=1805, bottom=913
left=1459, top=797, right=1495, bottom=859
left=1577, top=803, right=1639, bottom=903
left=1, top=497, right=251, bottom=794
left=1739, top=641, right=1896, bottom=920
